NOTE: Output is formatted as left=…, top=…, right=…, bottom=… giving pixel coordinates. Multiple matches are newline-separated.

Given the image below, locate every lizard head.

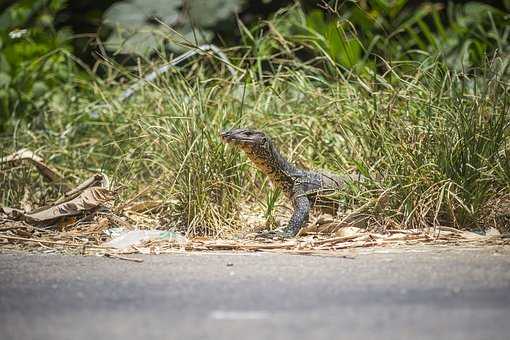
left=221, top=127, right=294, bottom=178
left=220, top=128, right=270, bottom=153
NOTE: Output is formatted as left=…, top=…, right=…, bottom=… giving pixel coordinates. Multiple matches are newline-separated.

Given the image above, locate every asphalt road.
left=1, top=246, right=510, bottom=340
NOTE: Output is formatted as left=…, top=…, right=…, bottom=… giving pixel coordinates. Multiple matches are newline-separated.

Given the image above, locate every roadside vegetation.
left=1, top=1, right=509, bottom=237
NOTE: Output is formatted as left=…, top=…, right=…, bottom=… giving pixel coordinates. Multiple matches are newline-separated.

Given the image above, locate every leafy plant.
left=0, top=0, right=84, bottom=132
left=251, top=1, right=509, bottom=74
left=103, top=0, right=245, bottom=56
left=433, top=2, right=509, bottom=71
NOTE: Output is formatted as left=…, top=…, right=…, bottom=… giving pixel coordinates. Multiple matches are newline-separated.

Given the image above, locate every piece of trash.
left=103, top=227, right=125, bottom=238
left=104, top=230, right=186, bottom=249
left=485, top=227, right=501, bottom=236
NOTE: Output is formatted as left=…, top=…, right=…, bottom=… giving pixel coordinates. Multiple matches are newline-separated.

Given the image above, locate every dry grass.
left=1, top=211, right=508, bottom=258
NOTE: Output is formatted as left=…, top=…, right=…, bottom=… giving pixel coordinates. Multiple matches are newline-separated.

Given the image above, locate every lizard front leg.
left=281, top=189, right=311, bottom=237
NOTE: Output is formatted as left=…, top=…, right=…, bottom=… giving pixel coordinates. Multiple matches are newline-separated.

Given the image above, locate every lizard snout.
left=220, top=130, right=233, bottom=142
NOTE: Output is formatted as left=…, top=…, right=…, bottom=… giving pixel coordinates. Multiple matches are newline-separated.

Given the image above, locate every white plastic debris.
left=103, top=227, right=125, bottom=238
left=485, top=227, right=501, bottom=236
left=104, top=230, right=186, bottom=249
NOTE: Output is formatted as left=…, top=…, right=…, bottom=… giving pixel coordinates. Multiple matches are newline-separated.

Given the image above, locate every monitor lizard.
left=221, top=128, right=352, bottom=237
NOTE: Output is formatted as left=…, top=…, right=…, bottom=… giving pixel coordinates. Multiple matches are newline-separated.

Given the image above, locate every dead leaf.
left=0, top=207, right=25, bottom=219
left=62, top=173, right=109, bottom=197
left=24, top=187, right=114, bottom=224
left=335, top=226, right=362, bottom=237
left=0, top=148, right=70, bottom=191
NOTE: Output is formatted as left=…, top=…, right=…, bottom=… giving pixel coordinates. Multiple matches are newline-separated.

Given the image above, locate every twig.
left=0, top=226, right=20, bottom=232
left=312, top=234, right=361, bottom=246
left=437, top=226, right=464, bottom=233
left=119, top=44, right=238, bottom=102
left=104, top=252, right=144, bottom=263
left=192, top=241, right=297, bottom=251
left=262, top=249, right=356, bottom=258
left=0, top=234, right=111, bottom=249
left=386, top=229, right=423, bottom=235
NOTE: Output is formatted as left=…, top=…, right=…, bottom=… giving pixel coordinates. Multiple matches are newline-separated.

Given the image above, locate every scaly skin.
left=220, top=128, right=346, bottom=237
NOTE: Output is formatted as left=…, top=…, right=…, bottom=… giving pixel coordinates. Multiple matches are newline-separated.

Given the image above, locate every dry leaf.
left=0, top=207, right=25, bottom=219
left=335, top=226, right=362, bottom=237
left=24, top=187, right=114, bottom=224
left=0, top=148, right=70, bottom=191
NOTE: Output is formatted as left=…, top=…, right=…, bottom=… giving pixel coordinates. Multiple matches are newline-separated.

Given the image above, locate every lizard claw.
left=256, top=229, right=279, bottom=239
left=275, top=226, right=299, bottom=239
left=257, top=227, right=292, bottom=240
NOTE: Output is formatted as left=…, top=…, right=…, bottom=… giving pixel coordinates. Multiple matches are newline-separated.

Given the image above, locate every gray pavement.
left=1, top=246, right=510, bottom=340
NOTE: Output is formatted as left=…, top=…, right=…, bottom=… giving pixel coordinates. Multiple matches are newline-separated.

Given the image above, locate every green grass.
left=1, top=40, right=509, bottom=236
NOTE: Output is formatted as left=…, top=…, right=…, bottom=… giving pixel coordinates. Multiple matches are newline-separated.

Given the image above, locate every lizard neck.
left=244, top=141, right=298, bottom=194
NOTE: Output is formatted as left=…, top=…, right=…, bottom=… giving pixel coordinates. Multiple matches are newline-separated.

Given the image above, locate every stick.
left=104, top=253, right=144, bottom=263
left=312, top=234, right=361, bottom=246
left=386, top=229, right=423, bottom=234
left=261, top=249, right=356, bottom=258
left=0, top=226, right=21, bottom=232
left=195, top=241, right=297, bottom=251
left=118, top=44, right=238, bottom=102
left=0, top=234, right=110, bottom=249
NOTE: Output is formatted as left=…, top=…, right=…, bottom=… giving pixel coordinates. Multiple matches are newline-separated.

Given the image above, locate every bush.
left=249, top=2, right=509, bottom=74
left=0, top=0, right=89, bottom=132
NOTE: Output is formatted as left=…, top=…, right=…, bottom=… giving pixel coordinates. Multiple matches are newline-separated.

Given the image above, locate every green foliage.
left=0, top=0, right=83, bottom=132
left=439, top=2, right=509, bottom=71
left=103, top=0, right=244, bottom=56
left=253, top=1, right=509, bottom=74
left=304, top=9, right=362, bottom=69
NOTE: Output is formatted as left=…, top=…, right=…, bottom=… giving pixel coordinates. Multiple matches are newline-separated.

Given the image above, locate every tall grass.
left=339, top=61, right=509, bottom=230
left=1, top=29, right=508, bottom=236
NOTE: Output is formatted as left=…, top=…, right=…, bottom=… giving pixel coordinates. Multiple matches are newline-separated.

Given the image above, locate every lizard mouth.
left=220, top=128, right=267, bottom=148
left=219, top=130, right=233, bottom=140
left=220, top=130, right=256, bottom=144
left=223, top=137, right=255, bottom=143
